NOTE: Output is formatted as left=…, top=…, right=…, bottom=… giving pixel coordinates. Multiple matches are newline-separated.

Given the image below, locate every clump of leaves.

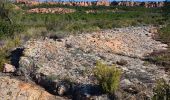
left=153, top=79, right=170, bottom=100
left=94, top=61, right=121, bottom=94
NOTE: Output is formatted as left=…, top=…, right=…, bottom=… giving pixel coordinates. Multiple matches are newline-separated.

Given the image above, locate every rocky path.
left=0, top=26, right=169, bottom=100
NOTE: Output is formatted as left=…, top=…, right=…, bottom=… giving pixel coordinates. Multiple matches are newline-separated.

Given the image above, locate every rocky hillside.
left=11, top=27, right=169, bottom=100
left=8, top=26, right=168, bottom=100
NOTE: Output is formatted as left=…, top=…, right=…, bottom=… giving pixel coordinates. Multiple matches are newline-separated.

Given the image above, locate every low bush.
left=146, top=3, right=170, bottom=72
left=158, top=24, right=170, bottom=44
left=94, top=61, right=121, bottom=94
left=153, top=79, right=170, bottom=100
left=148, top=24, right=170, bottom=70
left=0, top=37, right=21, bottom=71
left=0, top=21, right=25, bottom=38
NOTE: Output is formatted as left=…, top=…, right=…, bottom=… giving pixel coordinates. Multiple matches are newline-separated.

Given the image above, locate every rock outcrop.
left=0, top=76, right=66, bottom=100
left=117, top=1, right=165, bottom=8
left=3, top=63, right=16, bottom=73
left=27, top=8, right=75, bottom=14
left=15, top=0, right=166, bottom=8
left=16, top=26, right=169, bottom=99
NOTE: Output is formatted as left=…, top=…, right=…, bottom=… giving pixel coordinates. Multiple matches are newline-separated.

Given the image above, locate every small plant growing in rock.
left=94, top=61, right=121, bottom=94
left=153, top=79, right=170, bottom=100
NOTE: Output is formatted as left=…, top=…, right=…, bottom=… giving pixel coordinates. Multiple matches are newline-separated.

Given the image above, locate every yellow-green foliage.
left=5, top=37, right=21, bottom=49
left=153, top=79, right=170, bottom=100
left=0, top=37, right=21, bottom=70
left=94, top=61, right=121, bottom=94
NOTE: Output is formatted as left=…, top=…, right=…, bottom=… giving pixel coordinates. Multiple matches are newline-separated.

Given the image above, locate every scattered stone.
left=120, top=79, right=133, bottom=88
left=57, top=84, right=67, bottom=96
left=90, top=94, right=110, bottom=100
left=65, top=43, right=72, bottom=49
left=124, top=86, right=139, bottom=94
left=149, top=28, right=158, bottom=34
left=116, top=59, right=128, bottom=66
left=3, top=63, right=16, bottom=73
left=56, top=81, right=71, bottom=96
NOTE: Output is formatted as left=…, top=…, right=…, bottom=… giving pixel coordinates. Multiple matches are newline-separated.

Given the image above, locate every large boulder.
left=0, top=76, right=66, bottom=100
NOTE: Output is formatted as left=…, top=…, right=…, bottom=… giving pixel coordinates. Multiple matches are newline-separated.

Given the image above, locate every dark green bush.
left=0, top=21, right=25, bottom=38
left=0, top=0, right=25, bottom=38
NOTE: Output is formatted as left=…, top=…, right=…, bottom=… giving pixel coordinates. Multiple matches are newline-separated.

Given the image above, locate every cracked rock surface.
left=17, top=26, right=169, bottom=99
left=0, top=76, right=66, bottom=100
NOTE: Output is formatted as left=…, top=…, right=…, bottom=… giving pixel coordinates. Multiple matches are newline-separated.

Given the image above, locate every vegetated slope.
left=16, top=26, right=169, bottom=100
left=0, top=3, right=167, bottom=70
left=148, top=24, right=170, bottom=71
left=146, top=2, right=170, bottom=71
left=0, top=2, right=170, bottom=99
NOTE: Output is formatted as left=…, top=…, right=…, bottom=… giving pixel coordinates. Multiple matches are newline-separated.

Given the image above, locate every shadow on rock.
left=30, top=73, right=111, bottom=100
left=10, top=48, right=24, bottom=68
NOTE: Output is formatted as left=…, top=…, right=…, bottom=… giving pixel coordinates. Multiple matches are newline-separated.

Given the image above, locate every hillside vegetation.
left=146, top=3, right=170, bottom=71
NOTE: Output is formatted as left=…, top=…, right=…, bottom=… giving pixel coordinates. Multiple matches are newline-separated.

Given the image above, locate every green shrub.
left=0, top=50, right=9, bottom=71
left=0, top=37, right=21, bottom=71
left=0, top=0, right=25, bottom=38
left=153, top=79, right=170, bottom=100
left=94, top=61, right=121, bottom=94
left=149, top=24, right=170, bottom=69
left=0, top=21, right=25, bottom=38
left=159, top=24, right=170, bottom=44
